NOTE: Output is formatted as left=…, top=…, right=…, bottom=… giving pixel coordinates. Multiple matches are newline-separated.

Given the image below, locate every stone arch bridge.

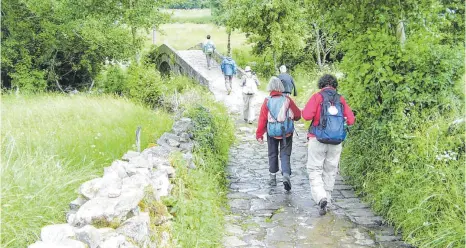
left=154, top=43, right=245, bottom=87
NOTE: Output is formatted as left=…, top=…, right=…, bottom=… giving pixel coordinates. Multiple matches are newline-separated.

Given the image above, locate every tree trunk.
left=131, top=26, right=140, bottom=63
left=321, top=43, right=327, bottom=66
left=273, top=50, right=278, bottom=74
left=315, top=28, right=322, bottom=70
left=55, top=79, right=65, bottom=93
left=88, top=79, right=95, bottom=93
left=227, top=30, right=231, bottom=56
left=396, top=21, right=406, bottom=48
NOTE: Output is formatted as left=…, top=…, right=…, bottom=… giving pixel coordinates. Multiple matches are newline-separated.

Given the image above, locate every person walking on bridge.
left=220, top=55, right=237, bottom=95
left=256, top=76, right=301, bottom=191
left=203, top=35, right=216, bottom=70
left=241, top=66, right=260, bottom=124
left=302, top=74, right=355, bottom=215
left=277, top=65, right=297, bottom=97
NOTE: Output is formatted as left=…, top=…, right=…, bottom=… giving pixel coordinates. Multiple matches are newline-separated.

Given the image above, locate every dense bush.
left=95, top=63, right=194, bottom=109
left=166, top=0, right=210, bottom=9
left=1, top=0, right=171, bottom=92
left=339, top=25, right=464, bottom=247
left=232, top=48, right=276, bottom=77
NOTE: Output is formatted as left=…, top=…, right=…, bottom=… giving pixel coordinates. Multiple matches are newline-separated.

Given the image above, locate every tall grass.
left=1, top=94, right=173, bottom=247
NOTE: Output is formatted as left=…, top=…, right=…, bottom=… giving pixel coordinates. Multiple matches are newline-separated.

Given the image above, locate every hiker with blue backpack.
left=203, top=35, right=216, bottom=70
left=302, top=74, right=355, bottom=216
left=241, top=66, right=260, bottom=124
left=256, top=76, right=301, bottom=191
left=220, top=56, right=237, bottom=95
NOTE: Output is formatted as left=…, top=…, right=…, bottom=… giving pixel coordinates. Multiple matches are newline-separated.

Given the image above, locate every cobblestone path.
left=178, top=49, right=410, bottom=248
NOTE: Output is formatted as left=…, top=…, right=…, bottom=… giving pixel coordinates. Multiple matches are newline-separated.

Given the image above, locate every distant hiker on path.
left=203, top=35, right=216, bottom=70
left=277, top=65, right=297, bottom=97
left=256, top=76, right=301, bottom=191
left=241, top=66, right=260, bottom=124
left=302, top=74, right=355, bottom=216
left=220, top=56, right=237, bottom=95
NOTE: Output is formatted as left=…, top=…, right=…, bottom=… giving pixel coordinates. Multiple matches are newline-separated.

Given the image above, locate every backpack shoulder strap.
left=266, top=96, right=277, bottom=122
left=267, top=96, right=285, bottom=122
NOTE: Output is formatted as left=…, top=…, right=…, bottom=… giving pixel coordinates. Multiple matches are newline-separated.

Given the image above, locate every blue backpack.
left=204, top=42, right=214, bottom=54
left=267, top=96, right=294, bottom=138
left=311, top=89, right=347, bottom=144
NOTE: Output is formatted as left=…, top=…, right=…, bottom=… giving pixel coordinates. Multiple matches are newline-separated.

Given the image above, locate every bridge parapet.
left=189, top=43, right=246, bottom=79
left=155, top=44, right=210, bottom=86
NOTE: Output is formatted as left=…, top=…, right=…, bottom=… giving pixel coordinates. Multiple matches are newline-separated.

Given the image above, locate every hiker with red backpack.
left=302, top=74, right=355, bottom=216
left=241, top=66, right=260, bottom=124
left=256, top=76, right=301, bottom=191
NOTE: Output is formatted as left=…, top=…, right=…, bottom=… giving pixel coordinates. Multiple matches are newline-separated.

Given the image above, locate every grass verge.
left=167, top=87, right=234, bottom=247
left=1, top=94, right=173, bottom=247
left=340, top=115, right=465, bottom=247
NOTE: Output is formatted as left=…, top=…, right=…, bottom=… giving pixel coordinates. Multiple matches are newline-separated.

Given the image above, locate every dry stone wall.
left=29, top=118, right=196, bottom=248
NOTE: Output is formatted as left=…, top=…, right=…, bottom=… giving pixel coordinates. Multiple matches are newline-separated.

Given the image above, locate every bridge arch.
left=153, top=43, right=245, bottom=86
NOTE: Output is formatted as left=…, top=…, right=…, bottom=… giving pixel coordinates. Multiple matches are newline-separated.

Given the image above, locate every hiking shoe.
left=327, top=200, right=337, bottom=211
left=319, top=198, right=328, bottom=216
left=269, top=173, right=277, bottom=186
left=248, top=121, right=253, bottom=124
left=227, top=90, right=231, bottom=95
left=244, top=119, right=248, bottom=123
left=283, top=173, right=291, bottom=191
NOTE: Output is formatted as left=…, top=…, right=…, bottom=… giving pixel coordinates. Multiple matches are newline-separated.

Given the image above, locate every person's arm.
left=242, top=77, right=246, bottom=86
left=254, top=76, right=260, bottom=86
left=288, top=98, right=302, bottom=121
left=341, top=97, right=355, bottom=125
left=302, top=93, right=320, bottom=121
left=232, top=62, right=237, bottom=75
left=291, top=76, right=297, bottom=96
left=220, top=61, right=225, bottom=74
left=256, top=99, right=269, bottom=140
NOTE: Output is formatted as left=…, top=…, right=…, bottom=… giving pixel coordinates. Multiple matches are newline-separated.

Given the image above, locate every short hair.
left=318, top=74, right=338, bottom=89
left=207, top=35, right=211, bottom=39
left=266, top=76, right=285, bottom=92
left=279, top=65, right=287, bottom=73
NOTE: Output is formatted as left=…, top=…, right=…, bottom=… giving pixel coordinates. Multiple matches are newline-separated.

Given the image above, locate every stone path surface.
left=178, top=49, right=410, bottom=248
left=177, top=50, right=267, bottom=114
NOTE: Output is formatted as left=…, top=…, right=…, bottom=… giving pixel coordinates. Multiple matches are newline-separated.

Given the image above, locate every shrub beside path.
left=178, top=50, right=411, bottom=248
